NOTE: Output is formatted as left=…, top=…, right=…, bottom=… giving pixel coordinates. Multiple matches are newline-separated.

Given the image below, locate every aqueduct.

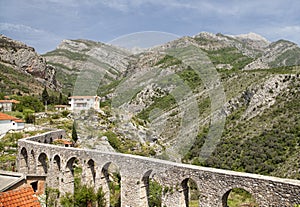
left=17, top=130, right=300, bottom=207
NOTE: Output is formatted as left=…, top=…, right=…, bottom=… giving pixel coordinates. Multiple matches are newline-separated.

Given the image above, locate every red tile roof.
left=54, top=105, right=68, bottom=108
left=54, top=139, right=73, bottom=145
left=0, top=100, right=20, bottom=104
left=0, top=112, right=24, bottom=123
left=0, top=186, right=41, bottom=207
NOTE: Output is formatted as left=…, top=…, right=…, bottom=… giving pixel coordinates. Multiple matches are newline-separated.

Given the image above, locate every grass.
left=204, top=47, right=254, bottom=70
left=137, top=94, right=177, bottom=121
left=43, top=49, right=89, bottom=61
left=227, top=189, right=258, bottom=207
left=155, top=54, right=183, bottom=67
left=0, top=63, right=43, bottom=95
left=177, top=67, right=203, bottom=90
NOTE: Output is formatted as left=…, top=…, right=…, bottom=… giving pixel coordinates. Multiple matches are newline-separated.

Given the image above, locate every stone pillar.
left=161, top=187, right=184, bottom=207
left=139, top=176, right=149, bottom=207
left=60, top=162, right=74, bottom=195
left=99, top=168, right=110, bottom=207
left=121, top=175, right=141, bottom=207
left=28, top=150, right=36, bottom=174
left=198, top=194, right=221, bottom=207
left=47, top=157, right=61, bottom=190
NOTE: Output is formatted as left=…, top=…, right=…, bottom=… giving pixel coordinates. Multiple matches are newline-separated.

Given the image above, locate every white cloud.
left=0, top=23, right=43, bottom=34
left=0, top=23, right=62, bottom=53
left=257, top=25, right=300, bottom=45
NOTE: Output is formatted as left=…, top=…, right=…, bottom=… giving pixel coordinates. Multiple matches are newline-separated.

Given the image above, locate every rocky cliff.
left=43, top=39, right=133, bottom=95
left=0, top=35, right=60, bottom=91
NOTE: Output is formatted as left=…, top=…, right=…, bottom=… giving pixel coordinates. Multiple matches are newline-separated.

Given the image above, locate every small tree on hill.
left=42, top=86, right=49, bottom=105
left=58, top=92, right=63, bottom=105
left=72, top=120, right=78, bottom=143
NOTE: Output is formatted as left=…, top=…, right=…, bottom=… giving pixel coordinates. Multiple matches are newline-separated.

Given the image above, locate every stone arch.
left=52, top=154, right=61, bottom=187
left=148, top=172, right=163, bottom=207
left=100, top=162, right=121, bottom=207
left=84, top=159, right=96, bottom=186
left=37, top=152, right=48, bottom=174
left=19, top=147, right=29, bottom=173
left=180, top=178, right=200, bottom=207
left=62, top=156, right=81, bottom=194
left=222, top=186, right=258, bottom=207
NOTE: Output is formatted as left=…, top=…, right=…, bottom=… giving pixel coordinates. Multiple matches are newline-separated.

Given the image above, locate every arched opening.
left=181, top=178, right=200, bottom=207
left=101, top=162, right=121, bottom=207
left=85, top=159, right=96, bottom=186
left=19, top=147, right=28, bottom=173
left=140, top=170, right=152, bottom=206
left=222, top=188, right=258, bottom=207
left=148, top=174, right=162, bottom=207
left=37, top=153, right=48, bottom=174
left=64, top=157, right=82, bottom=193
left=53, top=155, right=61, bottom=186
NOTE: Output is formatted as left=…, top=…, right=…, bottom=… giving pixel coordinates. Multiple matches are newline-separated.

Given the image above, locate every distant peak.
left=193, top=31, right=217, bottom=38
left=232, top=32, right=270, bottom=43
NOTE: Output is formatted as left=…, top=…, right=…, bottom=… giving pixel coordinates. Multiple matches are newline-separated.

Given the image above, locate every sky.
left=1, top=0, right=300, bottom=54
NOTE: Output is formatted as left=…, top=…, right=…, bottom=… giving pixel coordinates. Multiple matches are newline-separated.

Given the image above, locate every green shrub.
left=103, top=131, right=121, bottom=150
left=149, top=180, right=162, bottom=207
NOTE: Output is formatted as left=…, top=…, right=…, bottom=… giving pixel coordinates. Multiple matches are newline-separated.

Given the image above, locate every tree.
left=14, top=96, right=44, bottom=112
left=23, top=109, right=35, bottom=124
left=60, top=182, right=106, bottom=207
left=42, top=86, right=49, bottom=105
left=149, top=180, right=162, bottom=207
left=58, top=92, right=63, bottom=105
left=72, top=121, right=78, bottom=143
left=0, top=92, right=5, bottom=100
left=45, top=187, right=60, bottom=207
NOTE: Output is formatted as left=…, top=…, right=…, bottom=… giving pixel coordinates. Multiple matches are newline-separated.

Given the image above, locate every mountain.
left=244, top=39, right=300, bottom=70
left=71, top=32, right=299, bottom=179
left=43, top=39, right=133, bottom=95
left=0, top=35, right=60, bottom=95
left=1, top=33, right=299, bottom=180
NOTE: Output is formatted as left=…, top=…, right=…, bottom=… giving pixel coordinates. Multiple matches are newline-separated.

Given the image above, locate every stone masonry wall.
left=17, top=130, right=300, bottom=207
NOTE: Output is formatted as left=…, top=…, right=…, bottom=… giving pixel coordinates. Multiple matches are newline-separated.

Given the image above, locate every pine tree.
left=72, top=121, right=78, bottom=143
left=42, top=86, right=49, bottom=105
left=58, top=92, right=63, bottom=105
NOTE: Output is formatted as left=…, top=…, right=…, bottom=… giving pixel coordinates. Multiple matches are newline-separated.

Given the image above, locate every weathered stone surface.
left=17, top=130, right=300, bottom=207
left=0, top=34, right=60, bottom=90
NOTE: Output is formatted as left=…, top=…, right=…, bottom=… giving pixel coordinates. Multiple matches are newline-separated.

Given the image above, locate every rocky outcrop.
left=0, top=34, right=60, bottom=90
left=224, top=74, right=299, bottom=120
left=193, top=32, right=268, bottom=57
left=43, top=39, right=133, bottom=94
left=243, top=40, right=300, bottom=70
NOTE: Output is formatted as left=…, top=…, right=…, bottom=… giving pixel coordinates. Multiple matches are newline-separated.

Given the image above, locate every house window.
left=30, top=181, right=38, bottom=192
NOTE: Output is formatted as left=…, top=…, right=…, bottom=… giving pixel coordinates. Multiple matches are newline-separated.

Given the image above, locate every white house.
left=68, top=96, right=100, bottom=111
left=0, top=100, right=20, bottom=112
left=0, top=112, right=25, bottom=136
left=54, top=105, right=70, bottom=111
